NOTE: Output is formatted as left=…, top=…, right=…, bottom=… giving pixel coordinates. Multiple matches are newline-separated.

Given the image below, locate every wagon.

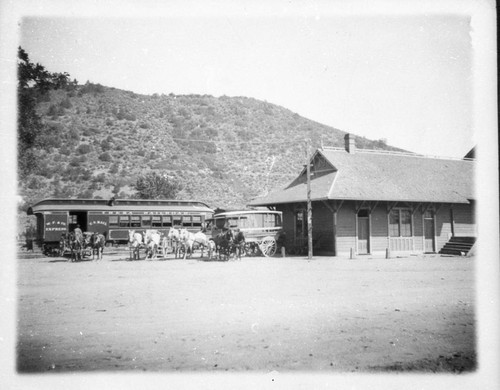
left=207, top=210, right=283, bottom=257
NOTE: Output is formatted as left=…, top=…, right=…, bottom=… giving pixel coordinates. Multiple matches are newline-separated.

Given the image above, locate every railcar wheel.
left=259, top=236, right=277, bottom=257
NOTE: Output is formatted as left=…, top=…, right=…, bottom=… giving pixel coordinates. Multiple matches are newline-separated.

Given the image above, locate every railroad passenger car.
left=27, top=198, right=214, bottom=253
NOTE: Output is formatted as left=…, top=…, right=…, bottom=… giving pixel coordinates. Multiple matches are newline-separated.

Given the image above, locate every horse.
left=167, top=227, right=182, bottom=259
left=59, top=233, right=70, bottom=257
left=82, top=232, right=94, bottom=257
left=207, top=239, right=217, bottom=260
left=212, top=229, right=234, bottom=261
left=232, top=229, right=246, bottom=260
left=68, top=231, right=84, bottom=262
left=144, top=229, right=161, bottom=260
left=90, top=232, right=106, bottom=261
left=179, top=229, right=211, bottom=260
left=128, top=230, right=143, bottom=260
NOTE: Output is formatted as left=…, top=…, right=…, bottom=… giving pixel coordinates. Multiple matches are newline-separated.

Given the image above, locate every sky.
left=2, top=0, right=495, bottom=160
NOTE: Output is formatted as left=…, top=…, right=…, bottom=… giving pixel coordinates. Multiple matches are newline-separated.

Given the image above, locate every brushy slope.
left=20, top=83, right=404, bottom=213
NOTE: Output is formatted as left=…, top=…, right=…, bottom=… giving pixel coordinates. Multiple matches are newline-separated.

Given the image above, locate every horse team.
left=59, top=226, right=246, bottom=262
left=60, top=231, right=105, bottom=262
left=128, top=227, right=246, bottom=261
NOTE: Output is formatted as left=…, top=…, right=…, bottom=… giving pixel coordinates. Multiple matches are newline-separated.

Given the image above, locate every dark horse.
left=91, top=232, right=106, bottom=261
left=231, top=229, right=246, bottom=260
left=68, top=231, right=83, bottom=262
left=212, top=229, right=234, bottom=261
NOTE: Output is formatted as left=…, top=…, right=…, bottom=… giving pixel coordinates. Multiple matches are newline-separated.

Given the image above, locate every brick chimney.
left=344, top=133, right=356, bottom=153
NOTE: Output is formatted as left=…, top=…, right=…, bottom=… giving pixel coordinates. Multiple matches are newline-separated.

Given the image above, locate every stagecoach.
left=207, top=210, right=283, bottom=257
left=27, top=198, right=214, bottom=255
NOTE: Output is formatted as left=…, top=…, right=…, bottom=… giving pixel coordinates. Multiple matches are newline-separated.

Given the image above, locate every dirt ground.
left=15, top=249, right=476, bottom=377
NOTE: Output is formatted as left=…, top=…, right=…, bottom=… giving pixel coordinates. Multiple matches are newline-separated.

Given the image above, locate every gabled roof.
left=249, top=148, right=475, bottom=206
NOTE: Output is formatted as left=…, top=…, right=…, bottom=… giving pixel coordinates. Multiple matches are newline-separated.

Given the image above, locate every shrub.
left=99, top=152, right=112, bottom=162
left=77, top=143, right=91, bottom=154
left=100, top=140, right=111, bottom=151
left=60, top=97, right=72, bottom=109
left=46, top=104, right=59, bottom=117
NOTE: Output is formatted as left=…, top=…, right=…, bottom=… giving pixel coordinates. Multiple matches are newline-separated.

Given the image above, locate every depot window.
left=389, top=209, right=412, bottom=237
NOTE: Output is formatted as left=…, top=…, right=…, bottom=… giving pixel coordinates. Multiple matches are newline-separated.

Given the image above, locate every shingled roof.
left=249, top=147, right=475, bottom=206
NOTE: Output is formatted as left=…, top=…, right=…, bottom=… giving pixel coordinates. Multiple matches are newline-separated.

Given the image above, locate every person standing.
left=73, top=224, right=83, bottom=240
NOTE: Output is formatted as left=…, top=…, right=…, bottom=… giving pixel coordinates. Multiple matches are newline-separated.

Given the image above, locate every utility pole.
left=306, top=140, right=313, bottom=260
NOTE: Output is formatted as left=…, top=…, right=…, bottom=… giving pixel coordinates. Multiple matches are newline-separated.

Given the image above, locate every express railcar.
left=27, top=198, right=214, bottom=253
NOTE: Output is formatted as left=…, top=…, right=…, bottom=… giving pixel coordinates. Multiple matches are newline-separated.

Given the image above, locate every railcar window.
left=152, top=216, right=162, bottom=227
left=275, top=214, right=282, bottom=226
left=69, top=215, right=78, bottom=224
left=182, top=216, right=192, bottom=227
left=119, top=215, right=130, bottom=227
left=130, top=216, right=141, bottom=227
left=109, top=215, right=119, bottom=227
left=163, top=216, right=172, bottom=227
left=264, top=213, right=277, bottom=227
left=141, top=215, right=151, bottom=227
left=173, top=216, right=182, bottom=227
left=239, top=216, right=250, bottom=228
left=227, top=217, right=238, bottom=228
left=253, top=213, right=264, bottom=227
left=192, top=215, right=202, bottom=228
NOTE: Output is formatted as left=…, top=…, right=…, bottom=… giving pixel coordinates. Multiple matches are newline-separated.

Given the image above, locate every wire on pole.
left=306, top=139, right=313, bottom=260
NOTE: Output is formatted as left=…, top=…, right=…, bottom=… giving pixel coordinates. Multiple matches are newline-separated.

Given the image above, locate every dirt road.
left=16, top=253, right=475, bottom=373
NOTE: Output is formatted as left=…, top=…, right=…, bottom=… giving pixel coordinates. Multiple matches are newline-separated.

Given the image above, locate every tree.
left=133, top=171, right=182, bottom=199
left=17, top=47, right=75, bottom=177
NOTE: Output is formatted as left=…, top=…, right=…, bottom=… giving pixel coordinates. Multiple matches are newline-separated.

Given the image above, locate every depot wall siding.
left=277, top=206, right=295, bottom=250
left=274, top=200, right=474, bottom=257
left=369, top=206, right=389, bottom=255
left=436, top=206, right=453, bottom=252
left=312, top=203, right=334, bottom=253
left=453, top=203, right=476, bottom=237
left=335, top=203, right=356, bottom=256
left=413, top=210, right=424, bottom=252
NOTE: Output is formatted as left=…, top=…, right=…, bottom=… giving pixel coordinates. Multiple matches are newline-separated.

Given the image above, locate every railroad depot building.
left=249, top=134, right=476, bottom=257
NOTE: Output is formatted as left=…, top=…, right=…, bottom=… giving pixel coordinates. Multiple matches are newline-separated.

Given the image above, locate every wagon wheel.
left=259, top=236, right=277, bottom=257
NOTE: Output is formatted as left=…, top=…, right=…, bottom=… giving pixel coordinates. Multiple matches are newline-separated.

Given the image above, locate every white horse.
left=128, top=230, right=143, bottom=260
left=144, top=229, right=161, bottom=260
left=167, top=227, right=182, bottom=259
left=179, top=229, right=211, bottom=260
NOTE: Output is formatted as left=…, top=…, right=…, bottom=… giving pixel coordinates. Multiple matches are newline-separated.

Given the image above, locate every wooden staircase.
left=439, top=236, right=476, bottom=256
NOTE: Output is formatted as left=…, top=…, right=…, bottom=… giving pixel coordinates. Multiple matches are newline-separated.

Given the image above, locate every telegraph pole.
left=306, top=140, right=313, bottom=260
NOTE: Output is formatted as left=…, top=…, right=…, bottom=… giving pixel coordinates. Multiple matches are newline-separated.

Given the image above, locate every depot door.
left=424, top=210, right=435, bottom=253
left=357, top=210, right=369, bottom=254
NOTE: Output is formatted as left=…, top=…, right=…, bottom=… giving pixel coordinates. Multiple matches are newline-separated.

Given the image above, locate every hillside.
left=19, top=83, right=405, bottom=216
